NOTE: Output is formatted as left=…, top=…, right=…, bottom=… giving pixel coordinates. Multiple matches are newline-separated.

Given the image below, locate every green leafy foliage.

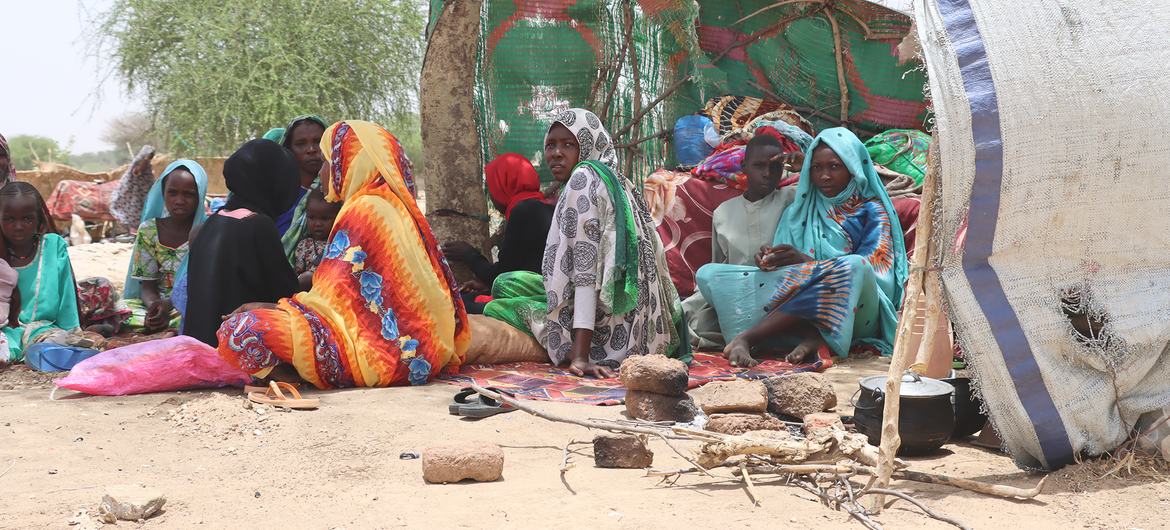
left=94, top=0, right=425, bottom=155
left=6, top=135, right=71, bottom=170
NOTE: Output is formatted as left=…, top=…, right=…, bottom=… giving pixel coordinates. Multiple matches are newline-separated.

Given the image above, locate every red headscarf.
left=485, top=153, right=544, bottom=219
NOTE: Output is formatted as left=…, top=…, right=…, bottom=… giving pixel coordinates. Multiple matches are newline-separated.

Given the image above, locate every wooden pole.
left=601, top=1, right=634, bottom=124
left=826, top=11, right=851, bottom=124
left=869, top=134, right=940, bottom=512
left=915, top=140, right=953, bottom=379
left=624, top=0, right=642, bottom=178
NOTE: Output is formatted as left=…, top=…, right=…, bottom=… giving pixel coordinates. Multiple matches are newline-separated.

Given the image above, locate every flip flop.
left=449, top=387, right=516, bottom=418
left=247, top=381, right=319, bottom=410
left=448, top=387, right=479, bottom=415
left=244, top=381, right=302, bottom=394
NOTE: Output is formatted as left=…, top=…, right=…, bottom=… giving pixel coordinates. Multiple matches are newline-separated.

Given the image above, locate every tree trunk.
left=420, top=0, right=488, bottom=281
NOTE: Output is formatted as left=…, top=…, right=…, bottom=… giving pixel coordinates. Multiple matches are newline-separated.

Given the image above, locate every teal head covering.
left=262, top=127, right=286, bottom=143
left=774, top=127, right=908, bottom=307
left=123, top=160, right=210, bottom=300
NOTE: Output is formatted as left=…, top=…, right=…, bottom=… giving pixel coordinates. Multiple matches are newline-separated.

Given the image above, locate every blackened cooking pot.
left=941, top=375, right=987, bottom=440
left=853, top=371, right=955, bottom=456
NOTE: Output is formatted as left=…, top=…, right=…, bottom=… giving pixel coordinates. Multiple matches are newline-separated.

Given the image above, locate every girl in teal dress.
left=0, top=182, right=87, bottom=363
left=697, top=128, right=908, bottom=367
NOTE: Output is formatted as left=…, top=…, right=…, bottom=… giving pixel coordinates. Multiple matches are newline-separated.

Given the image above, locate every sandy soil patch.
left=1, top=357, right=1165, bottom=529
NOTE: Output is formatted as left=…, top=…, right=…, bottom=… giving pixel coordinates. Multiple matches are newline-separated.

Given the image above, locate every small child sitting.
left=294, top=188, right=342, bottom=287
left=0, top=258, right=18, bottom=361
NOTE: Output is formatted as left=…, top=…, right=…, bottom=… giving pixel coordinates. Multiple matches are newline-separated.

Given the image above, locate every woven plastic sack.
left=864, top=129, right=931, bottom=186
left=917, top=0, right=1170, bottom=470
left=674, top=115, right=717, bottom=168
left=55, top=336, right=250, bottom=396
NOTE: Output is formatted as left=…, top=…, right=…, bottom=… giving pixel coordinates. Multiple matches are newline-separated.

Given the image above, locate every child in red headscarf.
left=441, top=153, right=554, bottom=313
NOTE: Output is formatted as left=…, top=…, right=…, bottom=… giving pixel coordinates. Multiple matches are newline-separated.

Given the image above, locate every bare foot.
left=785, top=336, right=824, bottom=364
left=723, top=336, right=759, bottom=367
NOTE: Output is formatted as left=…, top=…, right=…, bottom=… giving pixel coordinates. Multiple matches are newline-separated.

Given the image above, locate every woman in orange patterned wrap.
left=217, top=120, right=470, bottom=388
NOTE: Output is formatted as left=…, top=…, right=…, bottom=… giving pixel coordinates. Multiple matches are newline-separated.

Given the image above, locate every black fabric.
left=182, top=213, right=300, bottom=346
left=222, top=139, right=301, bottom=218
left=468, top=198, right=554, bottom=285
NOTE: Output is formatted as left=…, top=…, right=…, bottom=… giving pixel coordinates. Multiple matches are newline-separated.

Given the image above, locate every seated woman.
left=183, top=140, right=302, bottom=347
left=275, top=115, right=328, bottom=262
left=123, top=160, right=209, bottom=332
left=217, top=120, right=470, bottom=388
left=442, top=153, right=553, bottom=313
left=697, top=128, right=908, bottom=367
left=485, top=108, right=689, bottom=378
left=0, top=182, right=96, bottom=362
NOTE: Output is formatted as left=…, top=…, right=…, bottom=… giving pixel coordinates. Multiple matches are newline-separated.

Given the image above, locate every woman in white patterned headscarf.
left=484, top=108, right=689, bottom=377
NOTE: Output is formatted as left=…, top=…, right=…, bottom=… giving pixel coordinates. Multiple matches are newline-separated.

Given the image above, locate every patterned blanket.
left=437, top=352, right=831, bottom=405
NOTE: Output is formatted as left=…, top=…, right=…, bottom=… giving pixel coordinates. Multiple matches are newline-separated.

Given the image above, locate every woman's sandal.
left=448, top=386, right=516, bottom=418
left=243, top=381, right=302, bottom=394
left=247, top=381, right=319, bottom=410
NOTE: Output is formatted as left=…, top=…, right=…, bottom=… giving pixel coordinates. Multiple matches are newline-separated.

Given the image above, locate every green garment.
left=4, top=234, right=81, bottom=362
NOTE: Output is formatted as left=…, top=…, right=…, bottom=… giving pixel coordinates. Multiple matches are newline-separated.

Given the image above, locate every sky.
left=0, top=0, right=139, bottom=154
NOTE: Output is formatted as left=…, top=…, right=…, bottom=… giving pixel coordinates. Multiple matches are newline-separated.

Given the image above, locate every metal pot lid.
left=859, top=371, right=954, bottom=398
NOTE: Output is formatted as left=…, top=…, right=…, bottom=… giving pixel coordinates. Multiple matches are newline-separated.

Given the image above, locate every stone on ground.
left=802, top=412, right=845, bottom=436
left=99, top=484, right=166, bottom=521
left=764, top=372, right=837, bottom=418
left=619, top=355, right=689, bottom=396
left=706, top=413, right=787, bottom=435
left=593, top=434, right=654, bottom=468
left=624, top=390, right=698, bottom=423
left=690, top=380, right=768, bottom=414
left=422, top=442, right=505, bottom=484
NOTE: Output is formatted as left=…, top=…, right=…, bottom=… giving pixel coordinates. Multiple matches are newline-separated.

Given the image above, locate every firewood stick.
left=870, top=135, right=940, bottom=512
left=740, top=462, right=762, bottom=506
left=894, top=470, right=1047, bottom=499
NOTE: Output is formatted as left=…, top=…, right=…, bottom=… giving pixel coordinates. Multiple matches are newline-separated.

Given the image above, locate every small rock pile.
left=694, top=373, right=839, bottom=436
left=619, top=355, right=698, bottom=423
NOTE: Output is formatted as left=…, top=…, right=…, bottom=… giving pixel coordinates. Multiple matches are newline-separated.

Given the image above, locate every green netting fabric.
left=429, top=0, right=928, bottom=183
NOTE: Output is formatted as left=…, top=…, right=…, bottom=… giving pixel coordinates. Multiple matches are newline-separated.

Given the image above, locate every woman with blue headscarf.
left=696, top=128, right=908, bottom=367
left=123, top=160, right=208, bottom=331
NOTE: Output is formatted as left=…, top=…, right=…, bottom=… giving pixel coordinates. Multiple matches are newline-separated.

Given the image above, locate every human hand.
left=763, top=244, right=812, bottom=269
left=459, top=278, right=489, bottom=293
left=440, top=241, right=478, bottom=262
left=145, top=299, right=174, bottom=330
left=222, top=302, right=278, bottom=320
left=568, top=357, right=617, bottom=379
left=769, top=151, right=805, bottom=178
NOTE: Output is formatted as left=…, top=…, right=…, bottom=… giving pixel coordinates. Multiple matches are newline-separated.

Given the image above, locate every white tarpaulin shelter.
left=915, top=0, right=1170, bottom=469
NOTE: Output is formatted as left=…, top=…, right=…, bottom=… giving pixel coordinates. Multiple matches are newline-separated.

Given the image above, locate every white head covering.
left=545, top=108, right=619, bottom=175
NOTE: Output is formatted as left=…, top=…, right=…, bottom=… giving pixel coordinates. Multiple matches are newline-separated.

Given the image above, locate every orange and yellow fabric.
left=217, top=120, right=469, bottom=388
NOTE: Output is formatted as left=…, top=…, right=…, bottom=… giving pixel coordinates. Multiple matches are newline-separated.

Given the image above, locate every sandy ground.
left=68, top=242, right=133, bottom=293
left=1, top=244, right=1165, bottom=529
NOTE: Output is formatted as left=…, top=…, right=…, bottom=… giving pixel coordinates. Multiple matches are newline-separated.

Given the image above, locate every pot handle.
left=850, top=388, right=884, bottom=409
left=902, top=370, right=923, bottom=384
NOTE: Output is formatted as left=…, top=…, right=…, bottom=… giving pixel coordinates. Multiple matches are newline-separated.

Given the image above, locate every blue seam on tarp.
left=935, top=0, right=1074, bottom=469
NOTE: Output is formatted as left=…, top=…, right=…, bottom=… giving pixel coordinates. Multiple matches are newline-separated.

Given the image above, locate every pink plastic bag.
left=55, top=336, right=251, bottom=395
